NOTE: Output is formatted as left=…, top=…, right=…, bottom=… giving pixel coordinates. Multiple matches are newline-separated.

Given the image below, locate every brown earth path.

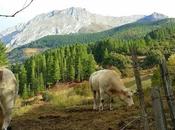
left=11, top=104, right=143, bottom=130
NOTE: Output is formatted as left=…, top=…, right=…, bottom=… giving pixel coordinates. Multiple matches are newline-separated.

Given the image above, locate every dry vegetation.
left=23, top=48, right=45, bottom=57
left=9, top=74, right=160, bottom=130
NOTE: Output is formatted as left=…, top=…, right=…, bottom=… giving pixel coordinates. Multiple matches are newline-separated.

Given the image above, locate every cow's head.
left=119, top=88, right=134, bottom=107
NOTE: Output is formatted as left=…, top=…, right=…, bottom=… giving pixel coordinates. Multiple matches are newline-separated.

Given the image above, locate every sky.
left=0, top=0, right=175, bottom=31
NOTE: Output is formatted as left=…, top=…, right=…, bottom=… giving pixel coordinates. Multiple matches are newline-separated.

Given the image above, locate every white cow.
left=89, top=69, right=134, bottom=110
left=0, top=68, right=18, bottom=130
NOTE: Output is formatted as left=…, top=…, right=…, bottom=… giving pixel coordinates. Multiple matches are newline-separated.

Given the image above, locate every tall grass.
left=48, top=82, right=93, bottom=108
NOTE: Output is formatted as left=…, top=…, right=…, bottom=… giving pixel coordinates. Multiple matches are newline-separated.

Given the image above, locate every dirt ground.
left=11, top=103, right=147, bottom=130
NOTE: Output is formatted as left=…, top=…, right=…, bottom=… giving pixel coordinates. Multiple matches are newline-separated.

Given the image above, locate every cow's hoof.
left=7, top=126, right=12, bottom=130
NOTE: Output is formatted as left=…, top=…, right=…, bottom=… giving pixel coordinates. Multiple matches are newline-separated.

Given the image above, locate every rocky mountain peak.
left=138, top=12, right=168, bottom=22
left=0, top=7, right=168, bottom=50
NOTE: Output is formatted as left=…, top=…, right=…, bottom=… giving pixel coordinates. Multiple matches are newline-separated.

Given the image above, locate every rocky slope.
left=0, top=7, right=168, bottom=49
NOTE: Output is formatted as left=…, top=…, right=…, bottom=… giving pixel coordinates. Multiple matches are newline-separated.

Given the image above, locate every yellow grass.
left=23, top=48, right=43, bottom=57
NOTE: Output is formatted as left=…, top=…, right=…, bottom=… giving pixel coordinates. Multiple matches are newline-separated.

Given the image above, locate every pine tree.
left=46, top=55, right=54, bottom=84
left=69, top=65, right=75, bottom=81
left=31, top=59, right=36, bottom=88
left=19, top=65, right=27, bottom=95
left=41, top=55, right=47, bottom=84
left=37, top=73, right=45, bottom=92
left=87, top=54, right=96, bottom=76
left=53, top=59, right=60, bottom=83
left=104, top=48, right=109, bottom=58
left=0, top=42, right=8, bottom=66
left=22, top=84, right=29, bottom=99
left=76, top=58, right=83, bottom=82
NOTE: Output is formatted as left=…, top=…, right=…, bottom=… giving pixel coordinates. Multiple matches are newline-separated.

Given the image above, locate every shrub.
left=73, top=83, right=92, bottom=97
left=42, top=91, right=52, bottom=102
left=168, top=54, right=175, bottom=86
left=143, top=49, right=164, bottom=68
left=47, top=82, right=92, bottom=108
left=151, top=68, right=161, bottom=87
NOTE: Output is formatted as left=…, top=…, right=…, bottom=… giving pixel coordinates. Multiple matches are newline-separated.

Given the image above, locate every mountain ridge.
left=0, top=7, right=168, bottom=50
left=8, top=18, right=175, bottom=63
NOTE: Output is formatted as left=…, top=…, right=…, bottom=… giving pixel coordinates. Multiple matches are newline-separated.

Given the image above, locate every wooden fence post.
left=159, top=57, right=175, bottom=129
left=151, top=87, right=168, bottom=130
left=130, top=47, right=150, bottom=130
left=0, top=108, right=3, bottom=129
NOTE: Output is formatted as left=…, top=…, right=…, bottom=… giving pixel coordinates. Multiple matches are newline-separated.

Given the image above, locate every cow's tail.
left=89, top=76, right=93, bottom=91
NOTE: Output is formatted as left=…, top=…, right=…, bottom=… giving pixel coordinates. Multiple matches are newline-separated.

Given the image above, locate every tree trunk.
left=151, top=87, right=168, bottom=130
left=0, top=108, right=3, bottom=129
left=130, top=47, right=150, bottom=130
left=159, top=58, right=175, bottom=129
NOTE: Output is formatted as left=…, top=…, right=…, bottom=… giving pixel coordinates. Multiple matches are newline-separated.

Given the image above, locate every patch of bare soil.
left=11, top=103, right=146, bottom=130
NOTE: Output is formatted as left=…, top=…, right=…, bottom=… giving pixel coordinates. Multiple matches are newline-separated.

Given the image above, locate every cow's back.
left=89, top=69, right=121, bottom=92
left=0, top=68, right=17, bottom=91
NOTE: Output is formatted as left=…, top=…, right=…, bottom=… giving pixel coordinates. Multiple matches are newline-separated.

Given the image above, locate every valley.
left=0, top=5, right=175, bottom=130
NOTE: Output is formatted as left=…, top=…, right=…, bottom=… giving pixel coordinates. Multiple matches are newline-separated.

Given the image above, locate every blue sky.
left=0, top=0, right=175, bottom=31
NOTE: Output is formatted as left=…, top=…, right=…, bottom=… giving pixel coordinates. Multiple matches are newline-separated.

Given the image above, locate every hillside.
left=10, top=19, right=175, bottom=100
left=8, top=18, right=175, bottom=63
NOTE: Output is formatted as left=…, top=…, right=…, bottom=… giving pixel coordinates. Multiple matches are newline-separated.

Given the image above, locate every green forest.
left=11, top=44, right=96, bottom=98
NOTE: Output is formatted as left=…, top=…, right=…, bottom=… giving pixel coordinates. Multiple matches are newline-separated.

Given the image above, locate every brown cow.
left=89, top=69, right=134, bottom=110
left=0, top=68, right=18, bottom=130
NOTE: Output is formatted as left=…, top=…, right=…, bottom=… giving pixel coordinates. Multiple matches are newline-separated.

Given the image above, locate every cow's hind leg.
left=93, top=91, right=97, bottom=110
left=99, top=89, right=104, bottom=111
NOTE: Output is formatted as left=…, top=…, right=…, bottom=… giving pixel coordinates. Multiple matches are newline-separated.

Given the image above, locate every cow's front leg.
left=109, top=97, right=114, bottom=111
left=2, top=93, right=14, bottom=130
left=2, top=110, right=12, bottom=130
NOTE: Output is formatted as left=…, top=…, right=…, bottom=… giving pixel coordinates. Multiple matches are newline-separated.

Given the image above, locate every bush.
left=103, top=52, right=132, bottom=75
left=151, top=68, right=161, bottom=87
left=168, top=54, right=175, bottom=86
left=47, top=82, right=92, bottom=108
left=143, top=49, right=164, bottom=68
left=73, top=83, right=91, bottom=97
left=121, top=68, right=134, bottom=77
left=42, top=91, right=52, bottom=102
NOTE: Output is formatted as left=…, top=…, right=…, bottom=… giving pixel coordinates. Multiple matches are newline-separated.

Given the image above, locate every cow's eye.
left=127, top=95, right=131, bottom=98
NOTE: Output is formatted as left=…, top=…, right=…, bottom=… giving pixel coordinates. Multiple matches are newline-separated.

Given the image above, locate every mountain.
left=138, top=12, right=168, bottom=23
left=0, top=7, right=167, bottom=50
left=8, top=18, right=175, bottom=63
